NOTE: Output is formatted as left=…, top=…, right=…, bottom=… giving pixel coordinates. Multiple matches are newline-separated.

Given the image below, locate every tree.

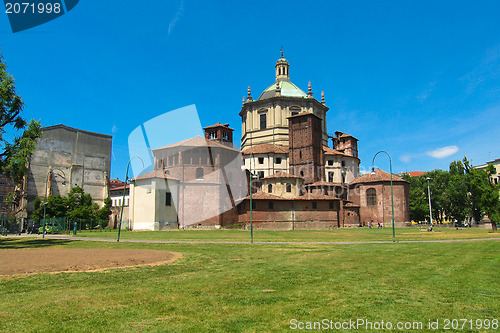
left=66, top=186, right=97, bottom=221
left=96, top=197, right=112, bottom=228
left=446, top=161, right=469, bottom=224
left=463, top=159, right=499, bottom=232
left=402, top=174, right=428, bottom=222
left=0, top=51, right=42, bottom=213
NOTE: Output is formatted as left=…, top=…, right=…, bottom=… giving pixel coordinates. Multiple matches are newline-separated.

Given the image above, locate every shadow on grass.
left=0, top=238, right=72, bottom=250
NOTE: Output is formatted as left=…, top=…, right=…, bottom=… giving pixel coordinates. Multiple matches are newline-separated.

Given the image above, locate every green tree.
left=96, top=197, right=112, bottom=228
left=0, top=51, right=42, bottom=213
left=424, top=169, right=450, bottom=223
left=446, top=161, right=469, bottom=224
left=402, top=174, right=428, bottom=222
left=66, top=186, right=97, bottom=221
left=463, top=159, right=499, bottom=232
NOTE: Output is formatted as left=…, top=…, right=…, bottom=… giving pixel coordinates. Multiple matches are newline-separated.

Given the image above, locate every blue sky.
left=1, top=0, right=500, bottom=179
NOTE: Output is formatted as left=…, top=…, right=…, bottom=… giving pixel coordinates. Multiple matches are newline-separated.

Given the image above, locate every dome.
left=258, top=80, right=307, bottom=100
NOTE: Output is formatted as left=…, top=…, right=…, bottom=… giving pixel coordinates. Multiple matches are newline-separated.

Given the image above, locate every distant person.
left=377, top=222, right=381, bottom=229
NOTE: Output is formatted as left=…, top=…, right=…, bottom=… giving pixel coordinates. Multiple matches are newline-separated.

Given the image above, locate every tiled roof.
left=323, top=146, right=346, bottom=156
left=350, top=168, right=408, bottom=185
left=296, top=193, right=339, bottom=200
left=244, top=192, right=287, bottom=200
left=339, top=133, right=357, bottom=139
left=110, top=184, right=129, bottom=191
left=203, top=123, right=233, bottom=130
left=132, top=170, right=179, bottom=181
left=261, top=171, right=303, bottom=180
left=397, top=171, right=425, bottom=177
left=242, top=144, right=289, bottom=155
left=288, top=112, right=321, bottom=119
left=153, top=136, right=238, bottom=152
left=243, top=191, right=338, bottom=201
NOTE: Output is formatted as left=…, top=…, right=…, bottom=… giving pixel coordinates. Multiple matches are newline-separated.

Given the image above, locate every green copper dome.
left=258, top=80, right=307, bottom=100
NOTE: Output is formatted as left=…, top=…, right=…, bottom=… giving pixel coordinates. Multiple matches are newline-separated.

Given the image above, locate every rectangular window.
left=286, top=183, right=292, bottom=192
left=366, top=188, right=377, bottom=206
left=328, top=160, right=333, bottom=166
left=268, top=201, right=274, bottom=210
left=258, top=171, right=265, bottom=179
left=258, top=157, right=264, bottom=164
left=275, top=157, right=282, bottom=164
left=166, top=192, right=172, bottom=206
left=328, top=172, right=334, bottom=183
left=251, top=201, right=256, bottom=210
left=260, top=113, right=267, bottom=129
left=341, top=160, right=346, bottom=167
left=312, top=202, right=318, bottom=209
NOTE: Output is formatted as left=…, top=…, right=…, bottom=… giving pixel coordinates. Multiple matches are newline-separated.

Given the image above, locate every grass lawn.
left=0, top=237, right=498, bottom=332
left=73, top=226, right=500, bottom=243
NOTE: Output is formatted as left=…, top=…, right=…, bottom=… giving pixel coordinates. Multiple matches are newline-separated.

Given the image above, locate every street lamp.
left=42, top=168, right=66, bottom=239
left=117, top=156, right=144, bottom=242
left=371, top=151, right=395, bottom=243
left=426, top=177, right=433, bottom=227
left=249, top=153, right=254, bottom=243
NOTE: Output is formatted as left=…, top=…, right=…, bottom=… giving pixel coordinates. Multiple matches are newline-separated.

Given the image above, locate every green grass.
left=74, top=226, right=499, bottom=243
left=0, top=237, right=499, bottom=332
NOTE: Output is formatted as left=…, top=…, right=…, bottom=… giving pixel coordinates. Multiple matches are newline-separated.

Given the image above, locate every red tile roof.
left=244, top=192, right=287, bottom=200
left=243, top=191, right=338, bottom=201
left=323, top=146, right=347, bottom=156
left=296, top=193, right=338, bottom=200
left=132, top=170, right=179, bottom=181
left=203, top=123, right=233, bottom=130
left=242, top=144, right=289, bottom=155
left=153, top=136, right=238, bottom=151
left=350, top=168, right=408, bottom=185
left=110, top=184, right=129, bottom=191
left=397, top=171, right=425, bottom=177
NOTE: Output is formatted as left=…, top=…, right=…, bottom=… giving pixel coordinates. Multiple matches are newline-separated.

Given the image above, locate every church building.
left=128, top=52, right=409, bottom=230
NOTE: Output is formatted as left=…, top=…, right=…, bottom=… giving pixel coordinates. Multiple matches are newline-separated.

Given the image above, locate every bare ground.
left=0, top=248, right=181, bottom=277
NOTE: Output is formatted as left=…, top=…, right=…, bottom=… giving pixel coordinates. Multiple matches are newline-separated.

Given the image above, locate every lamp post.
left=117, top=156, right=144, bottom=242
left=371, top=151, right=395, bottom=243
left=249, top=153, right=254, bottom=243
left=42, top=168, right=66, bottom=239
left=426, top=177, right=433, bottom=227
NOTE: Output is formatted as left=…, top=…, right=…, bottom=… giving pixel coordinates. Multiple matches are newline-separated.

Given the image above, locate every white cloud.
left=168, top=0, right=184, bottom=36
left=112, top=124, right=118, bottom=134
left=426, top=146, right=459, bottom=159
left=400, top=154, right=414, bottom=163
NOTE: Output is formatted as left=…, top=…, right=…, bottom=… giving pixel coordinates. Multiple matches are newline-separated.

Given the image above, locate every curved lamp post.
left=249, top=153, right=254, bottom=243
left=371, top=151, right=395, bottom=243
left=117, top=156, right=144, bottom=242
left=426, top=177, right=433, bottom=227
left=42, top=168, right=66, bottom=239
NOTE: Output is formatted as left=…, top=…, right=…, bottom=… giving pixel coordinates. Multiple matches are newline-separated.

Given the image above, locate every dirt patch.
left=0, top=248, right=181, bottom=277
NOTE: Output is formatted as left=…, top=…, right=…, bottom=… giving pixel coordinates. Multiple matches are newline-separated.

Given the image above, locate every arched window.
left=196, top=168, right=204, bottom=180
left=286, top=183, right=292, bottom=193
left=366, top=188, right=377, bottom=206
left=268, top=184, right=273, bottom=193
